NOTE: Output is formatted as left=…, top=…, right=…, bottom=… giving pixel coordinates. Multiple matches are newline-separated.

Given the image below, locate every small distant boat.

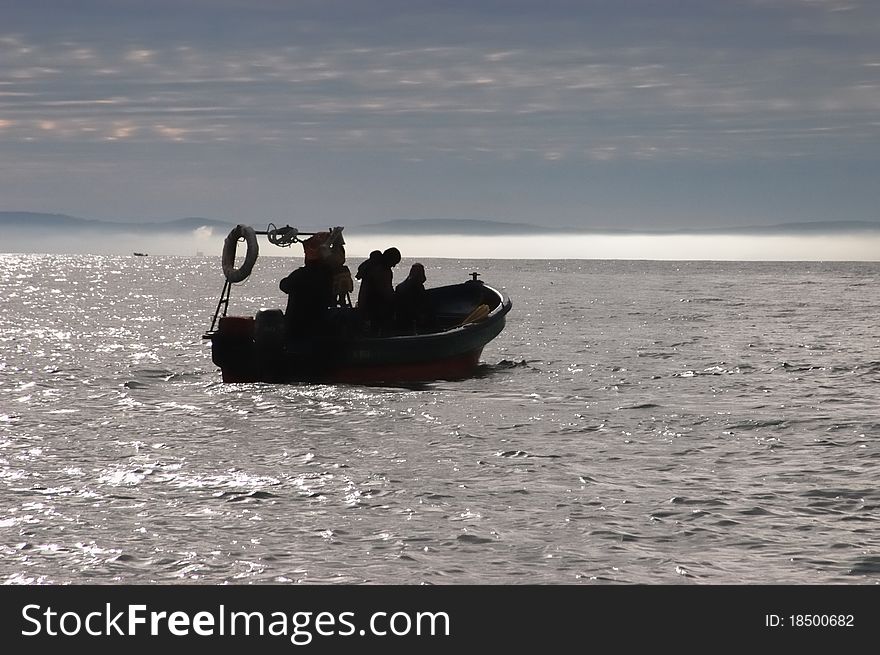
left=133, top=252, right=148, bottom=257
left=202, top=224, right=512, bottom=384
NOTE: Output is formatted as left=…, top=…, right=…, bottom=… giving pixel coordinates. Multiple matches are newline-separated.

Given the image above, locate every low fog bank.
left=3, top=226, right=223, bottom=257
left=4, top=227, right=880, bottom=261
left=349, top=232, right=880, bottom=261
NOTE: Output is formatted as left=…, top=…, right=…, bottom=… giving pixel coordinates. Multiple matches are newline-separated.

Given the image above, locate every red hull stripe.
left=221, top=350, right=482, bottom=384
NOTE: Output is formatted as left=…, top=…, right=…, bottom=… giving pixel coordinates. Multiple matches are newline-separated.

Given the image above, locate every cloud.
left=2, top=3, right=879, bottom=161
left=1, top=1, right=878, bottom=229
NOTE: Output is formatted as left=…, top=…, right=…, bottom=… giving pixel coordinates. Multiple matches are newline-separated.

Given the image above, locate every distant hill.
left=158, top=216, right=236, bottom=231
left=1, top=212, right=879, bottom=236
left=0, top=212, right=235, bottom=232
left=672, top=220, right=880, bottom=235
left=355, top=218, right=880, bottom=235
left=0, top=211, right=105, bottom=228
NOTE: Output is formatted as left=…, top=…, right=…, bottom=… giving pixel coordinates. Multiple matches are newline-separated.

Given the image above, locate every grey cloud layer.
left=2, top=1, right=879, bottom=229
left=2, top=4, right=879, bottom=164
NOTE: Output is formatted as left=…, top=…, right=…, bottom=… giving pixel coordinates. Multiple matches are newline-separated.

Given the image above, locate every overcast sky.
left=2, top=0, right=879, bottom=232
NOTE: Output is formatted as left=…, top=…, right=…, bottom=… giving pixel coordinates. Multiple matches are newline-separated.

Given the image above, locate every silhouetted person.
left=356, top=247, right=401, bottom=335
left=332, top=265, right=354, bottom=307
left=394, top=263, right=428, bottom=334
left=279, top=260, right=333, bottom=336
left=355, top=250, right=382, bottom=285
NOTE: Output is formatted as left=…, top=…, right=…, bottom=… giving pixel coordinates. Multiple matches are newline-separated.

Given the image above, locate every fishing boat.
left=202, top=224, right=512, bottom=383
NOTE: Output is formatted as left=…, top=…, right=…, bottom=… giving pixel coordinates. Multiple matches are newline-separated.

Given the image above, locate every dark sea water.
left=1, top=253, right=879, bottom=584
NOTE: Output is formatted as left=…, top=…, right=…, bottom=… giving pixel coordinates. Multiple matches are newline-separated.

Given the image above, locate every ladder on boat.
left=205, top=279, right=232, bottom=336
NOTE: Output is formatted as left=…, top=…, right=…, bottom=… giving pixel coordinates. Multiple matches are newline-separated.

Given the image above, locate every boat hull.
left=208, top=280, right=511, bottom=384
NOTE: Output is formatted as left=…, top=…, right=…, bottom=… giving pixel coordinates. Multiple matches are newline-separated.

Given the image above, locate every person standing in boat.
left=355, top=250, right=382, bottom=285
left=279, top=257, right=334, bottom=337
left=356, top=247, right=401, bottom=335
left=394, top=262, right=428, bottom=334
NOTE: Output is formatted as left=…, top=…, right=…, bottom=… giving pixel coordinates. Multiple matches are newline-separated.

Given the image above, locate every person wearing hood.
left=356, top=247, right=401, bottom=335
left=394, top=262, right=428, bottom=334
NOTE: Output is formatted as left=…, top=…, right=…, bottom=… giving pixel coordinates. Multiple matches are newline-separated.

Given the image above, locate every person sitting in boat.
left=393, top=263, right=429, bottom=334
left=356, top=247, right=401, bottom=335
left=279, top=259, right=333, bottom=336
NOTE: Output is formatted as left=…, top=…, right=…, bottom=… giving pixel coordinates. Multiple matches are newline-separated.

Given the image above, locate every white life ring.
left=222, top=224, right=259, bottom=283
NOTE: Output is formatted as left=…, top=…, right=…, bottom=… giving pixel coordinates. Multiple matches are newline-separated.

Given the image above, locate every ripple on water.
left=2, top=257, right=880, bottom=583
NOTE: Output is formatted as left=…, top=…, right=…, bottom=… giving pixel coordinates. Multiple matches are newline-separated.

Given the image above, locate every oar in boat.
left=458, top=304, right=490, bottom=326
